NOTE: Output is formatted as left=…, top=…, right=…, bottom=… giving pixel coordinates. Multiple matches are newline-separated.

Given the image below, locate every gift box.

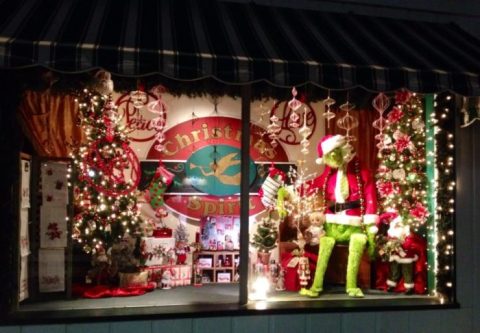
left=143, top=237, right=176, bottom=266
left=119, top=271, right=149, bottom=288
left=143, top=264, right=192, bottom=287
left=153, top=227, right=173, bottom=238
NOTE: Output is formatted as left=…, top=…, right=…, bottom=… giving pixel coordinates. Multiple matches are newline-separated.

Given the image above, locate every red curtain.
left=325, top=108, right=379, bottom=172
left=17, top=90, right=83, bottom=157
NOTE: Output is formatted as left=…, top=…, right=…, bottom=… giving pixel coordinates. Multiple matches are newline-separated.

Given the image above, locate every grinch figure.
left=300, top=134, right=379, bottom=298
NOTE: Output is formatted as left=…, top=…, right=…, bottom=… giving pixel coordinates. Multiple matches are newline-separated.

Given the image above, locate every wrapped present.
left=144, top=264, right=192, bottom=287
left=119, top=271, right=149, bottom=288
left=170, top=264, right=192, bottom=287
left=153, top=227, right=173, bottom=238
left=143, top=237, right=175, bottom=266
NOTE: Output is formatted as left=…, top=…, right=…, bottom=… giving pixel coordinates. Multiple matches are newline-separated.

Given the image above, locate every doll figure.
left=225, top=234, right=235, bottom=251
left=166, top=248, right=176, bottom=265
left=161, top=270, right=173, bottom=289
left=275, top=269, right=286, bottom=291
left=306, top=211, right=326, bottom=246
left=175, top=240, right=190, bottom=265
left=385, top=216, right=419, bottom=294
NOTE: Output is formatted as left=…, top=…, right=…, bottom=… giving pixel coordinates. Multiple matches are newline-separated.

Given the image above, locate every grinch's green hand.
left=276, top=187, right=289, bottom=219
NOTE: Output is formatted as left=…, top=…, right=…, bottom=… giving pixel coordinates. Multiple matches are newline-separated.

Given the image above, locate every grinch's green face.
left=323, top=147, right=345, bottom=168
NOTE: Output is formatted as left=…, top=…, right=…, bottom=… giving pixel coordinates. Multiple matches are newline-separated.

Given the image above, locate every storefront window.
left=247, top=87, right=456, bottom=306
left=5, top=72, right=456, bottom=319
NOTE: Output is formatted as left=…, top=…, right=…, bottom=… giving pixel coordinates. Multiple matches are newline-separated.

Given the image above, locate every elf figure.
left=300, top=135, right=379, bottom=298
left=382, top=215, right=418, bottom=294
left=305, top=211, right=326, bottom=247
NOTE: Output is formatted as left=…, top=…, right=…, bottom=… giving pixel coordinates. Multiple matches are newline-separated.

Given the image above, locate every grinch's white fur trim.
left=389, top=254, right=419, bottom=264
left=321, top=135, right=346, bottom=155
left=316, top=157, right=323, bottom=165
left=363, top=214, right=379, bottom=225
left=404, top=282, right=415, bottom=289
left=326, top=214, right=362, bottom=226
left=386, top=279, right=397, bottom=287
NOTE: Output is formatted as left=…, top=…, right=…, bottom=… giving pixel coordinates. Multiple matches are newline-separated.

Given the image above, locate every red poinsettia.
left=410, top=202, right=429, bottom=223
left=387, top=107, right=404, bottom=124
left=394, top=133, right=411, bottom=153
left=377, top=181, right=398, bottom=196
left=395, top=90, right=412, bottom=104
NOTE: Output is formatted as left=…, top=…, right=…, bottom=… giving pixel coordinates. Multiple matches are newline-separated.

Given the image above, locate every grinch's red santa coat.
left=309, top=135, right=378, bottom=229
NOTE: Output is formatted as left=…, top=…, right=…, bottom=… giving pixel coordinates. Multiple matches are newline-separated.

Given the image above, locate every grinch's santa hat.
left=316, top=134, right=347, bottom=164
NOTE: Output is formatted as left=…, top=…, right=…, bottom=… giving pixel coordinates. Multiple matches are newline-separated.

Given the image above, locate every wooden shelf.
left=193, top=250, right=239, bottom=284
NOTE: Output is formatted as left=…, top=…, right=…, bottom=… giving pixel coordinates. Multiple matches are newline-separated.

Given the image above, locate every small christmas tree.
left=71, top=74, right=143, bottom=273
left=376, top=91, right=429, bottom=231
left=251, top=216, right=278, bottom=253
left=174, top=222, right=189, bottom=243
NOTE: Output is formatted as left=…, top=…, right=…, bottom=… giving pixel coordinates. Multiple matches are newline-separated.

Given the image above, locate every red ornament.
left=82, top=139, right=140, bottom=196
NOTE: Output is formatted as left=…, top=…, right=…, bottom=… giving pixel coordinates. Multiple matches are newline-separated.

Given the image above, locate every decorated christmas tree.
left=251, top=216, right=278, bottom=253
left=376, top=91, right=429, bottom=230
left=71, top=74, right=143, bottom=267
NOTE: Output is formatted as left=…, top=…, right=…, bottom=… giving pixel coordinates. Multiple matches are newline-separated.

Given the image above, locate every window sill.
left=2, top=284, right=459, bottom=325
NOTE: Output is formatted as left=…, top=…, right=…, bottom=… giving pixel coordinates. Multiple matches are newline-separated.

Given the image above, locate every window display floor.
left=19, top=284, right=438, bottom=312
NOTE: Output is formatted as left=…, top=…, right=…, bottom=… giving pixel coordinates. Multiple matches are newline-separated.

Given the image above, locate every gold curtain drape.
left=325, top=109, right=379, bottom=172
left=18, top=90, right=83, bottom=158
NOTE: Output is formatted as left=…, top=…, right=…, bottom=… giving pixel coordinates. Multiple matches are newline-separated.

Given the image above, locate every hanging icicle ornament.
left=129, top=81, right=148, bottom=109
left=337, top=100, right=359, bottom=142
left=288, top=87, right=302, bottom=128
left=323, top=92, right=336, bottom=128
left=267, top=113, right=281, bottom=148
left=147, top=85, right=168, bottom=152
left=372, top=92, right=390, bottom=150
left=299, top=107, right=312, bottom=155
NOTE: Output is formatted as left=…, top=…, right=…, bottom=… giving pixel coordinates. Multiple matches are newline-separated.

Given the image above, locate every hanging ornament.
left=323, top=92, right=336, bottom=128
left=372, top=92, right=390, bottom=150
left=129, top=81, right=147, bottom=109
left=336, top=101, right=358, bottom=142
left=288, top=87, right=302, bottom=128
left=147, top=85, right=168, bottom=152
left=102, top=97, right=118, bottom=143
left=299, top=107, right=311, bottom=155
left=267, top=113, right=281, bottom=148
